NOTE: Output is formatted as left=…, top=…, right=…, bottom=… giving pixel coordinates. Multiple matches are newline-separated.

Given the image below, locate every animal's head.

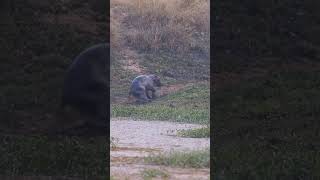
left=151, top=75, right=162, bottom=87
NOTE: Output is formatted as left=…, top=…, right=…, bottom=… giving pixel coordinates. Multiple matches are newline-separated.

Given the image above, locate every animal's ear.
left=153, top=75, right=162, bottom=86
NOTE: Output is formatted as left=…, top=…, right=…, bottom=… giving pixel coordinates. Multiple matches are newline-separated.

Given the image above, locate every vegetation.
left=111, top=0, right=209, bottom=57
left=110, top=136, right=118, bottom=149
left=110, top=0, right=210, bottom=102
left=111, top=84, right=210, bottom=124
left=177, top=126, right=210, bottom=138
left=141, top=168, right=169, bottom=180
left=145, top=149, right=210, bottom=168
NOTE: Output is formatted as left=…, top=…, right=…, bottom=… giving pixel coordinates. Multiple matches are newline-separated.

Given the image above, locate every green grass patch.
left=111, top=84, right=210, bottom=124
left=141, top=168, right=169, bottom=180
left=112, top=104, right=208, bottom=124
left=177, top=126, right=210, bottom=138
left=158, top=83, right=210, bottom=108
left=145, top=149, right=210, bottom=168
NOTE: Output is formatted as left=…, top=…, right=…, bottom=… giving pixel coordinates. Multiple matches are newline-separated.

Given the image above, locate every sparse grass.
left=177, top=126, right=210, bottom=138
left=110, top=136, right=118, bottom=149
left=145, top=149, right=210, bottom=168
left=110, top=9, right=121, bottom=51
left=110, top=57, right=138, bottom=101
left=141, top=168, right=169, bottom=180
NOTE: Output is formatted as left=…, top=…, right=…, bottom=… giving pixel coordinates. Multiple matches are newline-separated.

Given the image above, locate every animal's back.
left=61, top=43, right=109, bottom=109
left=130, top=75, right=148, bottom=92
left=63, top=43, right=108, bottom=94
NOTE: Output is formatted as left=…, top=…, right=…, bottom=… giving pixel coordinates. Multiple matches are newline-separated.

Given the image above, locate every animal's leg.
left=146, top=89, right=157, bottom=99
left=151, top=89, right=157, bottom=99
left=146, top=90, right=153, bottom=99
left=135, top=91, right=151, bottom=104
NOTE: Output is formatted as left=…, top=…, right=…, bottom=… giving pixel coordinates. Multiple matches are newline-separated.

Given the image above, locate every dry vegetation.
left=111, top=0, right=209, bottom=57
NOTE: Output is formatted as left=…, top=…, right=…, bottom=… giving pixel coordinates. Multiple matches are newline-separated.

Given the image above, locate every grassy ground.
left=111, top=83, right=210, bottom=124
left=177, top=126, right=210, bottom=138
left=140, top=168, right=170, bottom=180
left=144, top=149, right=210, bottom=169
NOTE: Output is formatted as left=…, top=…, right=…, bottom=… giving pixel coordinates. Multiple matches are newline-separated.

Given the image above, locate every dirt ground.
left=110, top=118, right=210, bottom=180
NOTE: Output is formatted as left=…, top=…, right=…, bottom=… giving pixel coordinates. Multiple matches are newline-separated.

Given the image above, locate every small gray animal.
left=129, top=74, right=162, bottom=104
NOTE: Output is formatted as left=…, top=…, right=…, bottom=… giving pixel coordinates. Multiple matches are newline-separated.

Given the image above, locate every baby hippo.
left=129, top=74, right=162, bottom=104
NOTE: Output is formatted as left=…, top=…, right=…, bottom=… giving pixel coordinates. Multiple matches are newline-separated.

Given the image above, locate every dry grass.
left=111, top=0, right=209, bottom=56
left=110, top=16, right=121, bottom=50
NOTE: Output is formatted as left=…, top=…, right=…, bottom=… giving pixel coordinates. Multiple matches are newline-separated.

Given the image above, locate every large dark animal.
left=129, top=74, right=162, bottom=104
left=60, top=43, right=108, bottom=135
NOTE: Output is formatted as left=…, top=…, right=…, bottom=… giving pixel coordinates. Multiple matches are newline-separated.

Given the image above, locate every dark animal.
left=129, top=74, right=162, bottom=104
left=60, top=43, right=109, bottom=135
